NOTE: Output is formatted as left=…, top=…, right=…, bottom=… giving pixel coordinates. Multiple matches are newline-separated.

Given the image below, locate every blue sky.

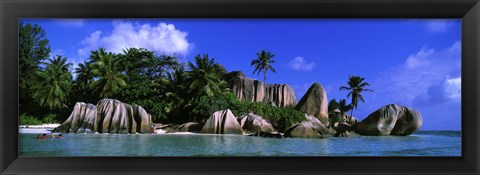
left=21, top=19, right=461, bottom=130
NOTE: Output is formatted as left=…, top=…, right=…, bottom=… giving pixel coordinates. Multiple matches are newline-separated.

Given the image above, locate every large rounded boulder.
left=238, top=113, right=275, bottom=134
left=54, top=99, right=153, bottom=134
left=295, top=82, right=329, bottom=126
left=355, top=104, right=423, bottom=136
left=201, top=109, right=243, bottom=134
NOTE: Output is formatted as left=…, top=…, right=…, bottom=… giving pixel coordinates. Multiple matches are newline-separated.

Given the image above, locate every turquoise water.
left=19, top=131, right=461, bottom=156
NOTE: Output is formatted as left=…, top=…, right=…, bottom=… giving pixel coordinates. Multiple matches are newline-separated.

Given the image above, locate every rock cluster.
left=354, top=104, right=423, bottom=136
left=284, top=115, right=333, bottom=138
left=54, top=99, right=153, bottom=134
left=228, top=72, right=297, bottom=107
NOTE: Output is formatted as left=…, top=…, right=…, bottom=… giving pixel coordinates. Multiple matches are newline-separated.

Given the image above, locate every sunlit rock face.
left=354, top=104, right=423, bottom=136
left=200, top=109, right=243, bottom=134
left=265, top=84, right=298, bottom=107
left=295, top=82, right=329, bottom=126
left=228, top=72, right=297, bottom=107
left=54, top=99, right=152, bottom=134
left=238, top=113, right=275, bottom=134
left=230, top=76, right=266, bottom=103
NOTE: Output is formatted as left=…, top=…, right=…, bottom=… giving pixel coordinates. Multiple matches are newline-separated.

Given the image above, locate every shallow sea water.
left=19, top=131, right=461, bottom=156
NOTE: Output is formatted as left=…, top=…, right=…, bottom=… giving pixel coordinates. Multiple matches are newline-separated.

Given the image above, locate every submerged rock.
left=295, top=82, right=329, bottom=126
left=354, top=104, right=423, bottom=136
left=201, top=109, right=243, bottom=134
left=238, top=113, right=275, bottom=134
left=54, top=99, right=153, bottom=134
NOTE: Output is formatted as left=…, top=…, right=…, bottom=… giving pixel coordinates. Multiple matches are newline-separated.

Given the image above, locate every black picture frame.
left=1, top=0, right=479, bottom=174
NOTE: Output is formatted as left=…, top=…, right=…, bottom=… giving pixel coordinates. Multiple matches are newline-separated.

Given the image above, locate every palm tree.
left=89, top=48, right=128, bottom=98
left=75, top=61, right=94, bottom=90
left=186, top=54, right=226, bottom=98
left=339, top=75, right=373, bottom=118
left=251, top=50, right=276, bottom=88
left=32, top=55, right=72, bottom=110
left=328, top=99, right=339, bottom=114
left=165, top=67, right=189, bottom=120
left=338, top=99, right=353, bottom=121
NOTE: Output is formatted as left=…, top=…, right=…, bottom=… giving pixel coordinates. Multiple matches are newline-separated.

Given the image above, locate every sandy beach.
left=19, top=124, right=60, bottom=134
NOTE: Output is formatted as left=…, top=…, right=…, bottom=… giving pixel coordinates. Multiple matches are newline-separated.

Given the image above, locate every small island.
left=18, top=19, right=460, bottom=157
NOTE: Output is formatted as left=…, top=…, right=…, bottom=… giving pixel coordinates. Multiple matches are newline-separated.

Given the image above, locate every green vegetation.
left=42, top=114, right=59, bottom=124
left=339, top=75, right=373, bottom=118
left=19, top=22, right=305, bottom=129
left=19, top=114, right=43, bottom=125
left=31, top=56, right=73, bottom=110
left=89, top=48, right=128, bottom=98
left=19, top=22, right=52, bottom=118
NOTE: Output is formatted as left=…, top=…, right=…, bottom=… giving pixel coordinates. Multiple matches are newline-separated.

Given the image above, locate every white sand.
left=19, top=124, right=60, bottom=134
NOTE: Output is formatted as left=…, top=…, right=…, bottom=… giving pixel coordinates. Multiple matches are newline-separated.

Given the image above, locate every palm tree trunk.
left=350, top=108, right=354, bottom=122
left=263, top=69, right=267, bottom=103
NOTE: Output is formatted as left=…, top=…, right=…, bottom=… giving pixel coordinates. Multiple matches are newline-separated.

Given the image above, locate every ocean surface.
left=19, top=131, right=461, bottom=156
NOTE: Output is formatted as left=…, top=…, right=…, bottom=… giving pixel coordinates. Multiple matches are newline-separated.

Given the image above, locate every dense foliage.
left=19, top=22, right=52, bottom=117
left=328, top=98, right=353, bottom=125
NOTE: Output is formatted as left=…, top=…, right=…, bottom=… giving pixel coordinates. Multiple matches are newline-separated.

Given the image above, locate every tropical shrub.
left=42, top=114, right=59, bottom=124
left=19, top=114, right=42, bottom=125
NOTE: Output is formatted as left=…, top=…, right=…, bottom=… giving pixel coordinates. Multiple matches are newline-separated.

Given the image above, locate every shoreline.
left=19, top=124, right=60, bottom=134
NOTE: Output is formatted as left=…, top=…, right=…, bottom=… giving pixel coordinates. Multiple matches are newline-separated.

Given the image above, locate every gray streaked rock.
left=201, top=109, right=243, bottom=134
left=228, top=73, right=297, bottom=107
left=55, top=99, right=153, bottom=134
left=355, top=104, right=423, bottom=136
left=54, top=102, right=97, bottom=133
left=265, top=84, right=298, bottom=107
left=238, top=113, right=275, bottom=134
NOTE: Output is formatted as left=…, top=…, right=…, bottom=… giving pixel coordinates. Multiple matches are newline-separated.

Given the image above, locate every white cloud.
left=406, top=47, right=434, bottom=68
left=288, top=56, right=316, bottom=71
left=54, top=19, right=85, bottom=27
left=375, top=41, right=461, bottom=107
left=425, top=20, right=453, bottom=34
left=77, top=21, right=191, bottom=57
left=445, top=77, right=461, bottom=100
left=77, top=31, right=102, bottom=56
